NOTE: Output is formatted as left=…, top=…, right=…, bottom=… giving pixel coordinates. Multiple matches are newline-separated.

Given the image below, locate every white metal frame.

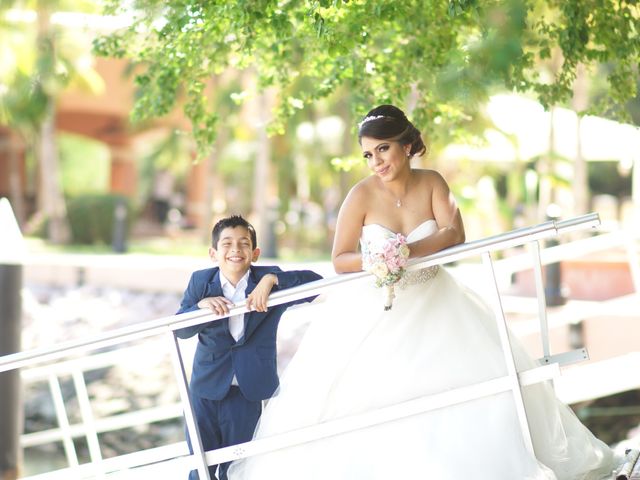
left=0, top=213, right=605, bottom=479
left=482, top=251, right=534, bottom=454
left=495, top=223, right=640, bottom=364
left=19, top=342, right=184, bottom=446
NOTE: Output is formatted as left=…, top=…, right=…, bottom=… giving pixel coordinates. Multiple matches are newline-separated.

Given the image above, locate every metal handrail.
left=6, top=213, right=604, bottom=479
left=495, top=227, right=638, bottom=279
left=0, top=214, right=598, bottom=375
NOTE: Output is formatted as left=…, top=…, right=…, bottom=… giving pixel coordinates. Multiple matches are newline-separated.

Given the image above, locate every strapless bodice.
left=361, top=219, right=439, bottom=288
left=361, top=219, right=438, bottom=244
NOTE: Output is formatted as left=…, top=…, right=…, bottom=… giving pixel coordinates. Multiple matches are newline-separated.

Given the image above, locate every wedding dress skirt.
left=228, top=220, right=615, bottom=480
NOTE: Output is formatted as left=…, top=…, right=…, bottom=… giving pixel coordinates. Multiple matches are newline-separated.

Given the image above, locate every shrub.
left=67, top=194, right=133, bottom=245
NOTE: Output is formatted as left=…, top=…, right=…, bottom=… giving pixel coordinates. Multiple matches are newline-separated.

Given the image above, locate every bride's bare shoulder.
left=414, top=169, right=448, bottom=187
left=346, top=176, right=377, bottom=201
left=414, top=168, right=444, bottom=179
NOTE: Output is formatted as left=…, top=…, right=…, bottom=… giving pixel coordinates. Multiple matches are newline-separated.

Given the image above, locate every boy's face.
left=210, top=226, right=260, bottom=279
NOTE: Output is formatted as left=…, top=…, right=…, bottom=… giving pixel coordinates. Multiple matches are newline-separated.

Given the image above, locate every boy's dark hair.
left=211, top=215, right=258, bottom=249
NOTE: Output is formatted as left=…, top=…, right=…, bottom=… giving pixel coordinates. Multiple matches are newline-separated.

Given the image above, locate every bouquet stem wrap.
left=383, top=285, right=395, bottom=311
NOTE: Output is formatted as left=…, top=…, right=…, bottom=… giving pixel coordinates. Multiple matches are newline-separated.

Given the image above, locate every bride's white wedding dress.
left=228, top=219, right=615, bottom=479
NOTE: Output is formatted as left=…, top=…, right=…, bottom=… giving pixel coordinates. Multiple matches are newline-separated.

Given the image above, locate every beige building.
left=0, top=56, right=212, bottom=230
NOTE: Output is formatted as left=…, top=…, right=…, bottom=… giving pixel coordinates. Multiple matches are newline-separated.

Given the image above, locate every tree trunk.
left=251, top=91, right=276, bottom=257
left=201, top=126, right=229, bottom=243
left=538, top=107, right=555, bottom=222
left=0, top=133, right=25, bottom=226
left=338, top=101, right=354, bottom=201
left=633, top=157, right=640, bottom=233
left=36, top=6, right=70, bottom=244
left=572, top=63, right=589, bottom=219
left=38, top=103, right=70, bottom=244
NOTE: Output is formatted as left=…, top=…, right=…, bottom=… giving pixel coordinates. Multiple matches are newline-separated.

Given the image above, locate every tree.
left=95, top=0, right=639, bottom=156
left=0, top=1, right=103, bottom=243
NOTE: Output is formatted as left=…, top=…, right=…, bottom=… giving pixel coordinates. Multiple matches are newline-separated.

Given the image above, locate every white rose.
left=370, top=262, right=389, bottom=279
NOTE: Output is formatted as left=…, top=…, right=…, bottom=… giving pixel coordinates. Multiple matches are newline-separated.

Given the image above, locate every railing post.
left=482, top=252, right=535, bottom=455
left=530, top=240, right=551, bottom=359
left=167, top=332, right=211, bottom=480
left=0, top=198, right=25, bottom=480
left=48, top=374, right=80, bottom=468
left=72, top=370, right=103, bottom=466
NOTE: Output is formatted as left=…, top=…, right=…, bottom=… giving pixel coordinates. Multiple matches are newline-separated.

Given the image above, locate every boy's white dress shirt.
left=219, top=269, right=250, bottom=385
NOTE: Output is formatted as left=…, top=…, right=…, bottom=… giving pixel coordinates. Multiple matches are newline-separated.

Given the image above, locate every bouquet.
left=361, top=233, right=410, bottom=310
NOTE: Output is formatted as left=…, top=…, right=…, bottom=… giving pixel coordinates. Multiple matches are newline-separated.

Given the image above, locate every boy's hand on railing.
left=247, top=274, right=278, bottom=312
left=198, top=296, right=234, bottom=316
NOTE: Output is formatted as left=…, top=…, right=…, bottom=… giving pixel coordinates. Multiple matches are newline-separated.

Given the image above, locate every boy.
left=175, top=215, right=322, bottom=480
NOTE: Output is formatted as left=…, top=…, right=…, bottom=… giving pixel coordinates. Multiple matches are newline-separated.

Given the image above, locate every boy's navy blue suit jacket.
left=175, top=265, right=322, bottom=402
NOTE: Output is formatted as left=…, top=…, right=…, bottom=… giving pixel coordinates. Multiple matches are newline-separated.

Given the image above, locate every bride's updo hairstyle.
left=357, top=104, right=427, bottom=157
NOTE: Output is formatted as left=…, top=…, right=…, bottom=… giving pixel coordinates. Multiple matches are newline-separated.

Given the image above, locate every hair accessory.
left=358, top=115, right=388, bottom=129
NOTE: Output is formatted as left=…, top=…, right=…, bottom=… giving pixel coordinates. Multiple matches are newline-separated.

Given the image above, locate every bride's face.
left=361, top=136, right=410, bottom=180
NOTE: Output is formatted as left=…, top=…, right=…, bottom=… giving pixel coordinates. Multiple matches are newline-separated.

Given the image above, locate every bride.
left=227, top=105, right=616, bottom=479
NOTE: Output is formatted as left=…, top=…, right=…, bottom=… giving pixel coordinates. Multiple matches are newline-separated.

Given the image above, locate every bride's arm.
left=408, top=171, right=465, bottom=258
left=331, top=185, right=367, bottom=273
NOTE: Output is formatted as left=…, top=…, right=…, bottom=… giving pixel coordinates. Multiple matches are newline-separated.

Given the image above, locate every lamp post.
left=0, top=198, right=26, bottom=480
left=112, top=196, right=128, bottom=253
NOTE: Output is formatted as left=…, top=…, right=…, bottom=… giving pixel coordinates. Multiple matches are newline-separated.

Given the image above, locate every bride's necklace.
left=389, top=191, right=407, bottom=208
left=390, top=187, right=409, bottom=208
left=381, top=173, right=412, bottom=208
